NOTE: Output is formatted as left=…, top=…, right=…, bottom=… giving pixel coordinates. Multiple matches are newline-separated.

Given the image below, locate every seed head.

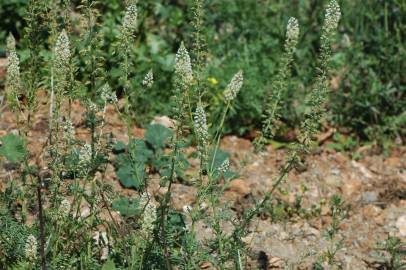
left=24, top=235, right=37, bottom=261
left=142, top=69, right=154, bottom=88
left=175, top=42, right=193, bottom=84
left=224, top=70, right=243, bottom=102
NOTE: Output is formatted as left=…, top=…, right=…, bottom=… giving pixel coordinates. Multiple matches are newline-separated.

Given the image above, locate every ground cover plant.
left=0, top=0, right=405, bottom=270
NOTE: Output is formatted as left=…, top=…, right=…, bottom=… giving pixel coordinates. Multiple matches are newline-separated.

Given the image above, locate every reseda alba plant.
left=0, top=0, right=341, bottom=269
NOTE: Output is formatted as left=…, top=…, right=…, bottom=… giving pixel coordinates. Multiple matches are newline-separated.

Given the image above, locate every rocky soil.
left=0, top=92, right=405, bottom=269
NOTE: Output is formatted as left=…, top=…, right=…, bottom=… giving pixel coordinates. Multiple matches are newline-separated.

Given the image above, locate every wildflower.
left=121, top=4, right=138, bottom=38
left=208, top=77, right=218, bottom=85
left=142, top=69, right=154, bottom=88
left=88, top=101, right=98, bottom=112
left=54, top=29, right=70, bottom=71
left=194, top=104, right=209, bottom=145
left=6, top=49, right=22, bottom=103
left=100, top=83, right=117, bottom=103
left=6, top=33, right=16, bottom=55
left=224, top=70, right=243, bottom=102
left=79, top=143, right=92, bottom=165
left=218, top=158, right=230, bottom=174
left=63, top=119, right=75, bottom=142
left=24, top=235, right=37, bottom=261
left=286, top=17, right=299, bottom=50
left=60, top=198, right=71, bottom=215
left=322, top=0, right=341, bottom=39
left=140, top=193, right=156, bottom=238
left=175, top=42, right=193, bottom=84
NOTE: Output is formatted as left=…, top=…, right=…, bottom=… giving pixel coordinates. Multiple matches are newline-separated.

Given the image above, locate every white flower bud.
left=140, top=193, right=156, bottom=238
left=218, top=158, right=230, bottom=174
left=194, top=104, right=209, bottom=145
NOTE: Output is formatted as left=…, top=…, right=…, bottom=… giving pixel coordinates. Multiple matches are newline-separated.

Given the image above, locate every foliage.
left=1, top=0, right=404, bottom=141
left=0, top=0, right=385, bottom=269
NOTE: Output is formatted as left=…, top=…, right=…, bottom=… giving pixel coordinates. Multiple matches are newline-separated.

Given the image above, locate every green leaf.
left=116, top=163, right=146, bottom=190
left=112, top=141, right=127, bottom=154
left=101, top=260, right=117, bottom=270
left=111, top=197, right=140, bottom=217
left=0, top=134, right=27, bottom=163
left=128, top=139, right=153, bottom=163
left=145, top=124, right=173, bottom=149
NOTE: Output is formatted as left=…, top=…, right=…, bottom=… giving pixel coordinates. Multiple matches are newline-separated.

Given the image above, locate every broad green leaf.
left=116, top=163, right=146, bottom=190
left=0, top=134, right=27, bottom=163
left=145, top=124, right=173, bottom=149
left=128, top=139, right=153, bottom=163
left=112, top=197, right=140, bottom=217
left=208, top=148, right=230, bottom=172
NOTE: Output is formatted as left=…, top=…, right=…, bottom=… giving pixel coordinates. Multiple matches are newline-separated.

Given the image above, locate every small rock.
left=225, top=179, right=251, bottom=199
left=362, top=191, right=379, bottom=203
left=395, top=215, right=406, bottom=237
left=151, top=116, right=176, bottom=129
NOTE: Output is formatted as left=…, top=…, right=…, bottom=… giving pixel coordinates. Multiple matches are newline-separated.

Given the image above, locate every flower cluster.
left=142, top=69, right=154, bottom=88
left=140, top=193, right=157, bottom=238
left=175, top=42, right=194, bottom=84
left=6, top=34, right=22, bottom=111
left=218, top=158, right=230, bottom=174
left=54, top=30, right=71, bottom=72
left=121, top=4, right=138, bottom=38
left=285, top=17, right=299, bottom=51
left=24, top=235, right=37, bottom=261
left=60, top=198, right=71, bottom=215
left=63, top=118, right=75, bottom=143
left=100, top=83, right=118, bottom=103
left=322, top=0, right=341, bottom=40
left=224, top=70, right=243, bottom=102
left=79, top=143, right=92, bottom=166
left=194, top=104, right=209, bottom=146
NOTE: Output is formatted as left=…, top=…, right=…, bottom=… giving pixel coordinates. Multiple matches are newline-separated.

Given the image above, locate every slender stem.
left=37, top=178, right=46, bottom=270
left=209, top=103, right=230, bottom=174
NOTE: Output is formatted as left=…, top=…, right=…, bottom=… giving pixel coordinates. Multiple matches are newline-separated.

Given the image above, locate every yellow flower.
left=208, top=77, right=218, bottom=85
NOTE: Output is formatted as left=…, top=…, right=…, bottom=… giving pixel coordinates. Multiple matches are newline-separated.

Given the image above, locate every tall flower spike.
left=24, top=235, right=37, bottom=261
left=54, top=29, right=71, bottom=71
left=122, top=4, right=138, bottom=37
left=224, top=70, right=243, bottom=102
left=175, top=42, right=194, bottom=84
left=6, top=33, right=16, bottom=55
left=286, top=17, right=299, bottom=50
left=323, top=0, right=341, bottom=39
left=194, top=104, right=209, bottom=145
left=6, top=34, right=22, bottom=110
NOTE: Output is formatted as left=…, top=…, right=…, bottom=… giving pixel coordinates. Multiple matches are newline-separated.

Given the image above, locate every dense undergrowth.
left=0, top=0, right=405, bottom=269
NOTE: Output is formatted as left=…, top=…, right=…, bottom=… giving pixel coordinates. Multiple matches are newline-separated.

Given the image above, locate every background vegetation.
left=1, top=0, right=405, bottom=141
